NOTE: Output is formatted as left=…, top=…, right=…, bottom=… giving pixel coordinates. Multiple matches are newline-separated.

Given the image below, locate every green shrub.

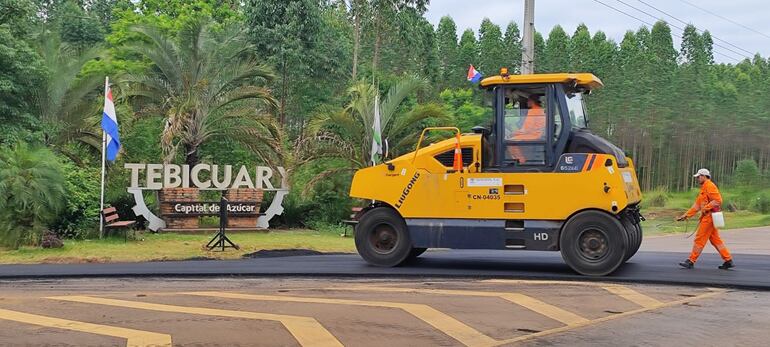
left=0, top=143, right=66, bottom=248
left=50, top=160, right=101, bottom=238
left=726, top=189, right=756, bottom=211
left=734, top=159, right=761, bottom=187
left=752, top=193, right=770, bottom=214
left=643, top=187, right=669, bottom=208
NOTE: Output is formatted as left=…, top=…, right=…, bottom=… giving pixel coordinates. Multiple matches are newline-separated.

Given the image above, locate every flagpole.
left=99, top=76, right=108, bottom=239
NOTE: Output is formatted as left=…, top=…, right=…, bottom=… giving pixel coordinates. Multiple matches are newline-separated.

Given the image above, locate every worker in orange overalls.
left=677, top=168, right=734, bottom=270
left=508, top=96, right=545, bottom=163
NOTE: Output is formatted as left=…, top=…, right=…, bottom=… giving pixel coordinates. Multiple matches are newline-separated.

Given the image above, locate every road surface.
left=1, top=277, right=768, bottom=346
left=0, top=227, right=768, bottom=289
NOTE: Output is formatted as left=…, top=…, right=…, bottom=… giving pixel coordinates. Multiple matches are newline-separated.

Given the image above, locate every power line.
left=590, top=0, right=741, bottom=62
left=636, top=0, right=755, bottom=57
left=677, top=0, right=770, bottom=41
left=613, top=0, right=751, bottom=60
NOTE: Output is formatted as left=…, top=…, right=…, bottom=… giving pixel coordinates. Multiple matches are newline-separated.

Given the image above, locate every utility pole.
left=521, top=0, right=535, bottom=74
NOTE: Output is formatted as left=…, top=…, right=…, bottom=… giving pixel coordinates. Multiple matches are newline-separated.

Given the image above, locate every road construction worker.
left=677, top=168, right=734, bottom=269
left=507, top=96, right=545, bottom=163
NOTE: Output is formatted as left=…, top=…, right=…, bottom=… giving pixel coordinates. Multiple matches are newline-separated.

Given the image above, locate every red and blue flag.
left=467, top=65, right=483, bottom=83
left=102, top=78, right=121, bottom=162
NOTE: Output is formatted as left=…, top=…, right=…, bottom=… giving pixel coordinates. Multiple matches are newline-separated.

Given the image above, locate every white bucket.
left=712, top=211, right=725, bottom=228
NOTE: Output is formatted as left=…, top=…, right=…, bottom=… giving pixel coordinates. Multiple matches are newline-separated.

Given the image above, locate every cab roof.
left=479, top=73, right=603, bottom=90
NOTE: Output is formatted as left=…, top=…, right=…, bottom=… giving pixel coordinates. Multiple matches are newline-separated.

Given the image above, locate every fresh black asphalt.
left=0, top=250, right=768, bottom=290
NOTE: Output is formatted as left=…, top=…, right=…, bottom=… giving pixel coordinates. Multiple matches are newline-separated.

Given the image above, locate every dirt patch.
left=40, top=256, right=112, bottom=264
left=644, top=208, right=680, bottom=219
left=242, top=249, right=350, bottom=258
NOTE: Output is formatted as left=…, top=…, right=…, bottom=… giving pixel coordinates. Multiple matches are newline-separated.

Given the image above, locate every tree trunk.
left=185, top=143, right=199, bottom=167
left=352, top=8, right=361, bottom=80
left=372, top=16, right=382, bottom=73
left=280, top=58, right=288, bottom=126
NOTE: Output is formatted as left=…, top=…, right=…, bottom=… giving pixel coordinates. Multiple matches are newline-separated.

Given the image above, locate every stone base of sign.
left=159, top=188, right=200, bottom=229
left=225, top=188, right=263, bottom=228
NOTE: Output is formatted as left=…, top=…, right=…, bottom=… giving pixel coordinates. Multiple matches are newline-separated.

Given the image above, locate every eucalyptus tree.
left=457, top=29, right=478, bottom=83
left=121, top=18, right=280, bottom=166
left=435, top=16, right=458, bottom=88
left=503, top=21, right=522, bottom=73
left=245, top=0, right=321, bottom=126
left=541, top=25, right=570, bottom=72
left=477, top=18, right=505, bottom=74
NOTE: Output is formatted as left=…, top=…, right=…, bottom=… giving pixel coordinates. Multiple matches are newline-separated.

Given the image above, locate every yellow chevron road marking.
left=184, top=291, right=498, bottom=347
left=47, top=296, right=341, bottom=347
left=600, top=285, right=663, bottom=308
left=331, top=286, right=589, bottom=326
left=0, top=308, right=172, bottom=347
left=483, top=279, right=664, bottom=308
left=494, top=289, right=724, bottom=346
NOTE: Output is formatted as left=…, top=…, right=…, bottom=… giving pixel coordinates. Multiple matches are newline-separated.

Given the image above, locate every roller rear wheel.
left=620, top=215, right=643, bottom=262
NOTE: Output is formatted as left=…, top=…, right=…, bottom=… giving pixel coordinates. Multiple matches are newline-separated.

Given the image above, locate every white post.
left=99, top=77, right=108, bottom=238
left=521, top=0, right=535, bottom=74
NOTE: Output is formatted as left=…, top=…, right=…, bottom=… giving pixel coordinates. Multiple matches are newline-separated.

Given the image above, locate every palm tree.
left=305, top=76, right=447, bottom=191
left=0, top=143, right=66, bottom=249
left=32, top=31, right=104, bottom=156
left=121, top=18, right=280, bottom=166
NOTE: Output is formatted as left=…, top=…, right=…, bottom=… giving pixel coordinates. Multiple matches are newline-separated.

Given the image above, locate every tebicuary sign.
left=125, top=163, right=289, bottom=231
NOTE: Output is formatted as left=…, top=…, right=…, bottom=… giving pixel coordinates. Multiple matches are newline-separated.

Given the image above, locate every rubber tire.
left=623, top=216, right=643, bottom=261
left=632, top=221, right=643, bottom=257
left=560, top=210, right=628, bottom=276
left=621, top=217, right=638, bottom=262
left=355, top=207, right=413, bottom=267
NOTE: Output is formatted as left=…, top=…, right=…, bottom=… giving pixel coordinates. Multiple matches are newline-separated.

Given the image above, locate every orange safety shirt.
left=513, top=104, right=545, bottom=140
left=685, top=179, right=722, bottom=220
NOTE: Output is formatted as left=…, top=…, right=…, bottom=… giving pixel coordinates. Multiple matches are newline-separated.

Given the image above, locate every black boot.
left=718, top=260, right=734, bottom=270
left=679, top=259, right=694, bottom=269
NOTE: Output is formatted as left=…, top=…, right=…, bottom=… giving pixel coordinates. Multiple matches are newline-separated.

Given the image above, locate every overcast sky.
left=424, top=0, right=770, bottom=64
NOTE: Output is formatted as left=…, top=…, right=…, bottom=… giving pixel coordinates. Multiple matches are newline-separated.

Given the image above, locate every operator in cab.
left=507, top=95, right=546, bottom=163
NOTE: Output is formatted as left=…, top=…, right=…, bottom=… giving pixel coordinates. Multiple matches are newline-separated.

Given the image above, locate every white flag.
left=370, top=94, right=383, bottom=165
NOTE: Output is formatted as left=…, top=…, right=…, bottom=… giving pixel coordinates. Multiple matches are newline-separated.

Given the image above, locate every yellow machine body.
left=350, top=134, right=641, bottom=221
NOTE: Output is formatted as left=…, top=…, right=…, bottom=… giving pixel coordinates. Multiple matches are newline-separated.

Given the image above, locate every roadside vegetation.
left=1, top=1, right=769, bottom=255
left=641, top=187, right=770, bottom=235
left=0, top=230, right=356, bottom=264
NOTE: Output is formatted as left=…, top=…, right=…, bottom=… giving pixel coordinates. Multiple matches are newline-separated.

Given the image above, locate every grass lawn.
left=0, top=230, right=356, bottom=265
left=640, top=188, right=770, bottom=236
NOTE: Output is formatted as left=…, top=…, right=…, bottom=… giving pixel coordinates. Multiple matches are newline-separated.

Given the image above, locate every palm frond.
left=379, top=75, right=427, bottom=129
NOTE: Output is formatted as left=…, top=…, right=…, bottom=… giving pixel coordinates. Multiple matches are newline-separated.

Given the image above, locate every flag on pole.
left=101, top=79, right=121, bottom=161
left=370, top=94, right=383, bottom=165
left=467, top=65, right=483, bottom=83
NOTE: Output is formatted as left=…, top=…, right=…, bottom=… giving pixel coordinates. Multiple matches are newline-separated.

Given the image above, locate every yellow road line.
left=0, top=308, right=172, bottom=347
left=482, top=279, right=665, bottom=309
left=328, top=286, right=588, bottom=326
left=47, top=296, right=341, bottom=347
left=483, top=279, right=608, bottom=286
left=185, top=291, right=497, bottom=347
left=493, top=289, right=724, bottom=346
left=600, top=285, right=662, bottom=308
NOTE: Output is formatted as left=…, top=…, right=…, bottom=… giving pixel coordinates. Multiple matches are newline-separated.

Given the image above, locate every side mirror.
left=471, top=126, right=490, bottom=136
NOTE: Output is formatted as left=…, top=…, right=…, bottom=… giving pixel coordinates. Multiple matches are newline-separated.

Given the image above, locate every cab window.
left=502, top=87, right=546, bottom=166
left=566, top=92, right=588, bottom=129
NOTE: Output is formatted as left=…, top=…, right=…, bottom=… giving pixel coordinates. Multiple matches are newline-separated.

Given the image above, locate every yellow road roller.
left=349, top=71, right=643, bottom=276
